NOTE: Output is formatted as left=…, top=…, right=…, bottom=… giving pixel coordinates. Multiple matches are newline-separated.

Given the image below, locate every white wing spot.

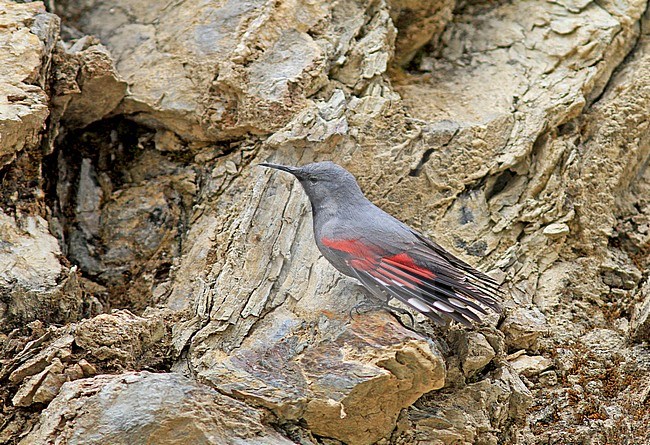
left=408, top=298, right=431, bottom=313
left=433, top=301, right=455, bottom=313
left=448, top=297, right=468, bottom=308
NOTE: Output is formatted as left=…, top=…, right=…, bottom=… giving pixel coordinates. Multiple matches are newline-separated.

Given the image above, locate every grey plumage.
left=261, top=161, right=502, bottom=326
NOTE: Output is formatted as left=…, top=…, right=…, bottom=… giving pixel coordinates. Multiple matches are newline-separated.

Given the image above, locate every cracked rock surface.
left=1, top=0, right=650, bottom=444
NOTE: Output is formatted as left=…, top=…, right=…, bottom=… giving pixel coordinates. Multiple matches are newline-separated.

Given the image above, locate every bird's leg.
left=351, top=285, right=415, bottom=328
left=349, top=299, right=382, bottom=318
left=349, top=284, right=386, bottom=318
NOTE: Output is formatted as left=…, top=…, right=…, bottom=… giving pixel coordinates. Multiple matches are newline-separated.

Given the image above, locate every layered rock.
left=1, top=0, right=650, bottom=444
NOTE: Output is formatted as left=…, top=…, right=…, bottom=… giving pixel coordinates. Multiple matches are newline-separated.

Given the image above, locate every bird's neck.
left=310, top=192, right=370, bottom=234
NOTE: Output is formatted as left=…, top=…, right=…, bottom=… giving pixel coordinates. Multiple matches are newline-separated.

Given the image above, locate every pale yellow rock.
left=0, top=0, right=57, bottom=166
left=509, top=354, right=553, bottom=377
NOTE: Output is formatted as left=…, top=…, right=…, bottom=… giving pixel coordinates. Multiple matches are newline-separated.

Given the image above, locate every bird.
left=260, top=161, right=503, bottom=326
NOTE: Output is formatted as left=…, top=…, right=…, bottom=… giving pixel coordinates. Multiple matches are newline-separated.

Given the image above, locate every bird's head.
left=260, top=161, right=364, bottom=211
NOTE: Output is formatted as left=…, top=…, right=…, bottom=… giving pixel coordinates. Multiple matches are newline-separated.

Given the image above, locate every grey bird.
left=260, top=161, right=502, bottom=326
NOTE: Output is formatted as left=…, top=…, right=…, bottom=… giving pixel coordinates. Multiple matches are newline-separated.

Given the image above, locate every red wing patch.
left=383, top=253, right=436, bottom=279
left=321, top=238, right=434, bottom=288
left=322, top=237, right=494, bottom=326
left=321, top=238, right=380, bottom=271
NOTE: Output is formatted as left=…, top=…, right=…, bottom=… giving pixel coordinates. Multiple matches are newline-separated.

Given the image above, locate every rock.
left=508, top=354, right=553, bottom=378
left=3, top=0, right=650, bottom=442
left=599, top=250, right=642, bottom=290
left=538, top=370, right=558, bottom=387
left=579, top=329, right=626, bottom=362
left=543, top=223, right=570, bottom=238
left=0, top=211, right=83, bottom=327
left=53, top=120, right=197, bottom=309
left=266, top=89, right=349, bottom=148
left=52, top=35, right=127, bottom=129
left=74, top=310, right=167, bottom=366
left=2, top=327, right=101, bottom=408
left=12, top=358, right=70, bottom=407
left=0, top=0, right=58, bottom=167
left=331, top=8, right=396, bottom=92
left=388, top=0, right=455, bottom=65
left=19, top=371, right=294, bottom=445
left=631, top=281, right=650, bottom=342
left=500, top=307, right=547, bottom=351
left=6, top=331, right=74, bottom=384
left=459, top=332, right=496, bottom=378
left=193, top=309, right=445, bottom=445
left=403, top=367, right=532, bottom=444
left=53, top=0, right=392, bottom=141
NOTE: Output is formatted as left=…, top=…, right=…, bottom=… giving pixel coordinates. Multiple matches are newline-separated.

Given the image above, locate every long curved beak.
left=259, top=163, right=298, bottom=175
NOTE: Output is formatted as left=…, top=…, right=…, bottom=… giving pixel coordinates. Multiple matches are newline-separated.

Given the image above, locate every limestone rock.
left=0, top=211, right=83, bottom=327
left=508, top=353, right=553, bottom=378
left=403, top=367, right=532, bottom=444
left=53, top=122, right=197, bottom=310
left=19, top=371, right=293, bottom=445
left=5, top=331, right=74, bottom=385
left=52, top=35, right=127, bottom=129
left=2, top=327, right=95, bottom=408
left=388, top=0, right=455, bottom=65
left=631, top=281, right=650, bottom=342
left=331, top=7, right=396, bottom=92
left=74, top=310, right=167, bottom=367
left=459, top=332, right=496, bottom=378
left=599, top=250, right=642, bottom=290
left=500, top=307, right=547, bottom=351
left=3, top=0, right=650, bottom=443
left=12, top=358, right=66, bottom=406
left=0, top=0, right=58, bottom=167
left=54, top=0, right=393, bottom=141
left=195, top=310, right=445, bottom=445
left=542, top=223, right=570, bottom=239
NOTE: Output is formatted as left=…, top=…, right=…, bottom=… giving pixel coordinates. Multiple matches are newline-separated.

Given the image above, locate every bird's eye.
left=308, top=177, right=318, bottom=185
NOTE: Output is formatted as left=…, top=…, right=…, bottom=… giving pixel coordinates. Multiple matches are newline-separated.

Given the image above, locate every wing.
left=321, top=236, right=503, bottom=327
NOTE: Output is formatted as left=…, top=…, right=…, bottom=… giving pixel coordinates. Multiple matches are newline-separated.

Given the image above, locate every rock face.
left=195, top=310, right=445, bottom=445
left=0, top=211, right=83, bottom=327
left=2, top=0, right=650, bottom=444
left=0, top=0, right=57, bottom=167
left=20, top=372, right=294, bottom=445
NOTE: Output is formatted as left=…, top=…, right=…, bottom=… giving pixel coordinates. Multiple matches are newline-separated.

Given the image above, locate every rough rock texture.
left=0, top=211, right=83, bottom=327
left=194, top=310, right=445, bottom=445
left=388, top=0, right=455, bottom=66
left=53, top=0, right=392, bottom=141
left=19, top=371, right=293, bottom=445
left=51, top=35, right=127, bottom=130
left=0, top=0, right=57, bottom=167
left=2, top=0, right=650, bottom=444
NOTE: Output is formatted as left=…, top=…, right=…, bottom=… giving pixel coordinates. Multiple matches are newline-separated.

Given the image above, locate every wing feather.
left=322, top=235, right=503, bottom=326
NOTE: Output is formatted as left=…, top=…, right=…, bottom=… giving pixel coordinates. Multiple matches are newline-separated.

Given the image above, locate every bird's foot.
left=349, top=298, right=415, bottom=329
left=349, top=300, right=381, bottom=319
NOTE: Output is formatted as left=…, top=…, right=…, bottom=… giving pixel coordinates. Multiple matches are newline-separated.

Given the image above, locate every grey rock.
left=195, top=310, right=445, bottom=445
left=500, top=307, right=547, bottom=351
left=74, top=310, right=167, bottom=366
left=631, top=281, right=650, bottom=342
left=52, top=35, right=127, bottom=129
left=388, top=0, right=455, bottom=65
left=404, top=367, right=532, bottom=445
left=508, top=354, right=553, bottom=378
left=459, top=332, right=496, bottom=378
left=0, top=211, right=83, bottom=327
left=20, top=372, right=293, bottom=445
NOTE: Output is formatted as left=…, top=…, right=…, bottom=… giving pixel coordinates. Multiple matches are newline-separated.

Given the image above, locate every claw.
left=348, top=284, right=416, bottom=329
